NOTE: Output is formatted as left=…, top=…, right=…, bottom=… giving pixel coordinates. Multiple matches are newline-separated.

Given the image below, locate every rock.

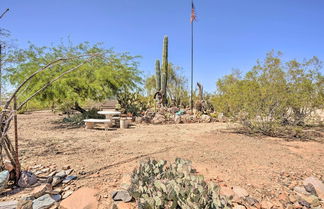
left=31, top=184, right=49, bottom=198
left=62, top=176, right=77, bottom=184
left=18, top=171, right=37, bottom=188
left=233, top=186, right=249, bottom=198
left=303, top=195, right=320, bottom=207
left=47, top=171, right=56, bottom=177
left=152, top=113, right=166, bottom=124
left=303, top=176, right=324, bottom=200
left=135, top=116, right=143, bottom=124
left=0, top=170, right=9, bottom=192
left=62, top=165, right=71, bottom=170
left=60, top=187, right=98, bottom=209
left=298, top=200, right=311, bottom=208
left=200, top=114, right=212, bottom=123
left=294, top=186, right=311, bottom=196
left=62, top=190, right=73, bottom=199
left=244, top=196, right=259, bottom=206
left=32, top=194, right=57, bottom=209
left=17, top=196, right=33, bottom=209
left=51, top=176, right=62, bottom=187
left=65, top=169, right=73, bottom=176
left=51, top=194, right=61, bottom=202
left=4, top=160, right=15, bottom=172
left=260, top=200, right=274, bottom=209
left=288, top=194, right=298, bottom=203
left=0, top=201, right=17, bottom=209
left=112, top=190, right=132, bottom=202
left=304, top=183, right=317, bottom=196
left=55, top=170, right=67, bottom=178
left=220, top=186, right=235, bottom=198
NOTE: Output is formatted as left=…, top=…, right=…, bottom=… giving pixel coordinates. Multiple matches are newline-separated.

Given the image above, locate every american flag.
left=190, top=2, right=197, bottom=23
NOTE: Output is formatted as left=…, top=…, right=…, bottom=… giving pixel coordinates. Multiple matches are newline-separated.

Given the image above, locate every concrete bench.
left=84, top=119, right=112, bottom=130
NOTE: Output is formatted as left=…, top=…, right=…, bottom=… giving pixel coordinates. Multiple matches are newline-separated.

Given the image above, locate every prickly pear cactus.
left=129, top=158, right=232, bottom=209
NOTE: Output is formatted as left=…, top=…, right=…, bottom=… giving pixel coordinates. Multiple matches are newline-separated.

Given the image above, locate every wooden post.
left=13, top=96, right=20, bottom=182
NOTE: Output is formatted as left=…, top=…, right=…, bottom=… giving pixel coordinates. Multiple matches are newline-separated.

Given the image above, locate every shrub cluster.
left=212, top=51, right=324, bottom=138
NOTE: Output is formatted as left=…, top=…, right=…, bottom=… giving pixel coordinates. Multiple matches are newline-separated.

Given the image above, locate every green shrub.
left=129, top=158, right=232, bottom=209
left=212, top=51, right=324, bottom=138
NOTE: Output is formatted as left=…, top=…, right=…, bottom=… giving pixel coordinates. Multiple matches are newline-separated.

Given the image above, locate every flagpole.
left=190, top=1, right=194, bottom=110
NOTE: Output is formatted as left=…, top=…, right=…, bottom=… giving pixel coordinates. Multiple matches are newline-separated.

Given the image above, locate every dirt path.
left=4, top=111, right=324, bottom=208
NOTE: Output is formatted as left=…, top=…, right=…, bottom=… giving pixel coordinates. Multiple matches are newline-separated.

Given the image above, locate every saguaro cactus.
left=161, top=36, right=168, bottom=105
left=155, top=60, right=161, bottom=91
left=154, top=36, right=169, bottom=106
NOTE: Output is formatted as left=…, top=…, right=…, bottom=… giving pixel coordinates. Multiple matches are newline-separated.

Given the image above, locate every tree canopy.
left=5, top=42, right=142, bottom=111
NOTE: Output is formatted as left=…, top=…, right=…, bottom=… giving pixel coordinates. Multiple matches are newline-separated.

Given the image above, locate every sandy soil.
left=3, top=111, right=324, bottom=208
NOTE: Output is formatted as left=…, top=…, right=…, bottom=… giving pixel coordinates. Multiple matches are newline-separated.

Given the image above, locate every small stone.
left=294, top=186, right=311, bottom=196
left=244, top=196, right=259, bottom=206
left=65, top=169, right=73, bottom=176
left=17, top=198, right=33, bottom=209
left=47, top=171, right=56, bottom=177
left=62, top=176, right=77, bottom=184
left=30, top=184, right=48, bottom=198
left=0, top=170, right=9, bottom=192
left=0, top=201, right=17, bottom=209
left=233, top=186, right=249, bottom=198
left=303, top=195, right=320, bottom=207
left=112, top=190, right=132, bottom=202
left=55, top=170, right=67, bottom=178
left=298, top=200, right=311, bottom=208
left=62, top=165, right=71, bottom=170
left=50, top=187, right=63, bottom=195
left=303, top=176, right=324, bottom=200
left=18, top=171, right=37, bottom=188
left=288, top=194, right=298, bottom=203
left=51, top=176, right=62, bottom=187
left=51, top=194, right=61, bottom=202
left=32, top=194, right=57, bottom=209
left=62, top=190, right=73, bottom=199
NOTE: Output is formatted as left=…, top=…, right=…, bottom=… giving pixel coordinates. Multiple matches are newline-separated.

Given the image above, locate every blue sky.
left=1, top=0, right=324, bottom=92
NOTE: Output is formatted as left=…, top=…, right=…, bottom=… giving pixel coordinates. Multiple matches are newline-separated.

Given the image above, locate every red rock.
left=59, top=187, right=98, bottom=209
